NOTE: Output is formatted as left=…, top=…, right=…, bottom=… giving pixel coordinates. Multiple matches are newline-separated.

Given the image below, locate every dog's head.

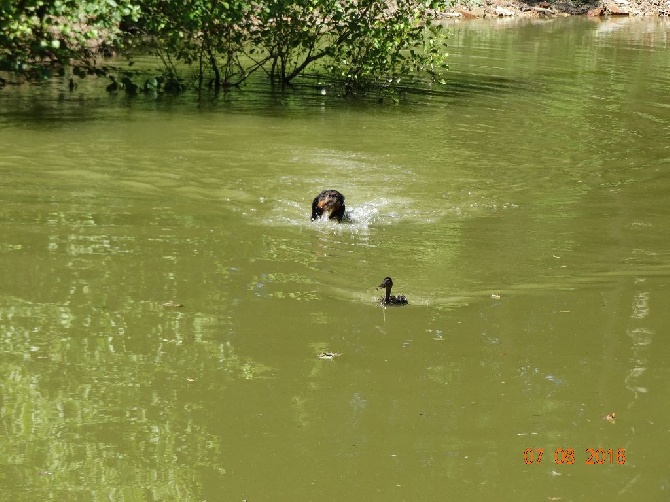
left=311, top=190, right=345, bottom=221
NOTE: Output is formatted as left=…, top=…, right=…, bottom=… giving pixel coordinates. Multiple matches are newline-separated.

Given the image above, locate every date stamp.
left=523, top=447, right=626, bottom=465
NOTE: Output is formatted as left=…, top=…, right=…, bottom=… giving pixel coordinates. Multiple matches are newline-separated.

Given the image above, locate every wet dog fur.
left=311, top=190, right=346, bottom=222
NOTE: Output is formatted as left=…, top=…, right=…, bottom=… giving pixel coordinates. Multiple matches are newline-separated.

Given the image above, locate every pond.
left=1, top=15, right=669, bottom=501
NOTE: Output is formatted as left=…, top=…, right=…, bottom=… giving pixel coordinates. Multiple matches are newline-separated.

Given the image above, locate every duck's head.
left=376, top=276, right=408, bottom=306
left=377, top=277, right=393, bottom=290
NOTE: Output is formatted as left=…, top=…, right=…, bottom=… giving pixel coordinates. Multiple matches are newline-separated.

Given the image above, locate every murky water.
left=1, top=16, right=669, bottom=501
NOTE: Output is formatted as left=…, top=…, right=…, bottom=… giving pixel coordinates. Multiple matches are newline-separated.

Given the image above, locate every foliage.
left=0, top=0, right=448, bottom=96
left=249, top=0, right=334, bottom=85
left=137, top=0, right=257, bottom=90
left=247, top=0, right=448, bottom=92
left=325, top=0, right=449, bottom=93
left=0, top=0, right=139, bottom=70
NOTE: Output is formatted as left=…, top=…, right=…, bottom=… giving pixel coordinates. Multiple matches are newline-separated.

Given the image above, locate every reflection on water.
left=1, top=16, right=670, bottom=501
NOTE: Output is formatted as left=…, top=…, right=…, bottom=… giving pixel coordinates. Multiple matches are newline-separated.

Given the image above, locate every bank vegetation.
left=0, top=1, right=449, bottom=96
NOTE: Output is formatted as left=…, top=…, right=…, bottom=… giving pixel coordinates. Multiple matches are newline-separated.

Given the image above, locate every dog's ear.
left=311, top=196, right=322, bottom=220
left=332, top=203, right=345, bottom=222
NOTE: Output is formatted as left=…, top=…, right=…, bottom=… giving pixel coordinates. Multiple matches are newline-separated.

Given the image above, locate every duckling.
left=311, top=190, right=345, bottom=222
left=377, top=277, right=408, bottom=306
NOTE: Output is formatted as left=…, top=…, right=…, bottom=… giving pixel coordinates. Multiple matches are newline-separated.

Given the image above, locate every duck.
left=311, top=190, right=345, bottom=222
left=377, top=277, right=408, bottom=306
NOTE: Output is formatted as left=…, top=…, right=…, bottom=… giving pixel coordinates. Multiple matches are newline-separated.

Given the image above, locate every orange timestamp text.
left=523, top=447, right=626, bottom=465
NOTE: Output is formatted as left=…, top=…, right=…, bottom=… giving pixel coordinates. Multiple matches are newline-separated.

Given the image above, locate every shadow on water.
left=0, top=67, right=533, bottom=128
left=439, top=72, right=533, bottom=98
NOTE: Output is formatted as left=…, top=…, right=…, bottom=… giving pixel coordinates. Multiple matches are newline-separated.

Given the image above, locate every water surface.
left=1, top=16, right=669, bottom=501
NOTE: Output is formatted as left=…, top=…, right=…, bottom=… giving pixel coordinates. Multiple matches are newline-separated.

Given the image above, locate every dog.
left=311, top=190, right=345, bottom=222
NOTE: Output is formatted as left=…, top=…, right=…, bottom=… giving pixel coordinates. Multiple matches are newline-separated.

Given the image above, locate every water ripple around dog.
left=261, top=195, right=443, bottom=232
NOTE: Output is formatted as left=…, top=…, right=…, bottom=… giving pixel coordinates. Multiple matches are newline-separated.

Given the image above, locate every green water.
left=1, top=16, right=669, bottom=501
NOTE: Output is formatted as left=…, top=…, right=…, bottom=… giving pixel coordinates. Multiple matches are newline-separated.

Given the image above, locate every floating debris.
left=162, top=301, right=184, bottom=308
left=604, top=412, right=616, bottom=424
left=317, top=351, right=341, bottom=360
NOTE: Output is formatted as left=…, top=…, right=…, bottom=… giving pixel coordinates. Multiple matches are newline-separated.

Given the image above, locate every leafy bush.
left=0, top=0, right=448, bottom=95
